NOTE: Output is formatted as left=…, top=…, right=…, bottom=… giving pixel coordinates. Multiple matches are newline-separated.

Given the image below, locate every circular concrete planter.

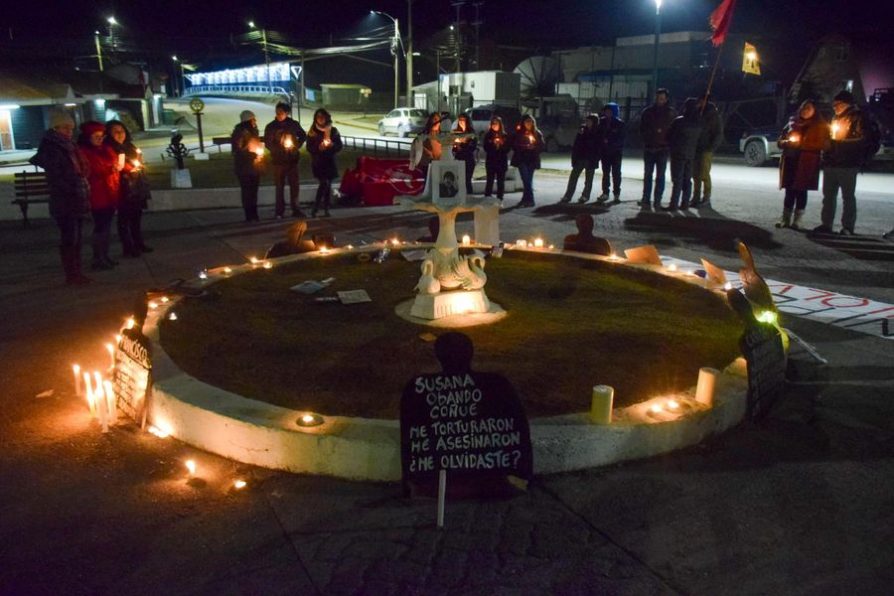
left=145, top=246, right=749, bottom=481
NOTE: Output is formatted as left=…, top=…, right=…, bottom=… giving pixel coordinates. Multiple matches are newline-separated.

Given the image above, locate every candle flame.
left=148, top=425, right=170, bottom=439
left=223, top=267, right=232, bottom=274
left=250, top=256, right=259, bottom=264
left=723, top=281, right=733, bottom=291
left=233, top=479, right=247, bottom=489
left=73, top=364, right=81, bottom=375
left=461, top=234, right=471, bottom=246
left=148, top=301, right=158, bottom=309
left=125, top=317, right=135, bottom=329
left=533, top=238, right=544, bottom=248
left=650, top=404, right=663, bottom=413
left=667, top=263, right=678, bottom=272
left=262, top=261, right=273, bottom=269
left=185, top=459, right=196, bottom=476
left=668, top=399, right=680, bottom=410
left=105, top=343, right=114, bottom=355
left=301, top=414, right=315, bottom=424
left=168, top=312, right=178, bottom=321
left=160, top=297, right=170, bottom=304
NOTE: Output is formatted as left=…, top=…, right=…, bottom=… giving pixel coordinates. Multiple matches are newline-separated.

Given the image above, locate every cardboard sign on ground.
left=400, top=371, right=532, bottom=498
left=624, top=244, right=662, bottom=265
left=113, top=328, right=152, bottom=425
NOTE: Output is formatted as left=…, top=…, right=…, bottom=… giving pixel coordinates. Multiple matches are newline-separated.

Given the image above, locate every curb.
left=144, top=247, right=748, bottom=481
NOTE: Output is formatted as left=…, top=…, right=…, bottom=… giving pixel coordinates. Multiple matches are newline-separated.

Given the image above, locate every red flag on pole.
left=709, top=0, right=738, bottom=47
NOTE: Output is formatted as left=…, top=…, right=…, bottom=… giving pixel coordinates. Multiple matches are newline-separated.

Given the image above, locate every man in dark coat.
left=639, top=88, right=676, bottom=209
left=664, top=98, right=703, bottom=211
left=814, top=90, right=869, bottom=235
left=264, top=102, right=307, bottom=218
left=232, top=110, right=263, bottom=222
left=559, top=114, right=600, bottom=204
left=692, top=94, right=724, bottom=208
left=30, top=110, right=92, bottom=285
left=596, top=103, right=625, bottom=204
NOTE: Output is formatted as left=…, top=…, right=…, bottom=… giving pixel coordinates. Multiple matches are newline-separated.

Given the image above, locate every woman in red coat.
left=78, top=121, right=122, bottom=269
left=776, top=101, right=830, bottom=229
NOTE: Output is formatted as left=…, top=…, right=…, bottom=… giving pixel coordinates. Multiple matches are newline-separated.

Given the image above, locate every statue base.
left=410, top=289, right=490, bottom=320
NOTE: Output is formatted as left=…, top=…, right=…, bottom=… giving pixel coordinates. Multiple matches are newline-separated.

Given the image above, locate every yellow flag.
left=742, top=42, right=761, bottom=75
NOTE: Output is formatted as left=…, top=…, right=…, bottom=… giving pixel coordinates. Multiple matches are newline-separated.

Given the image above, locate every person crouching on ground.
left=306, top=108, right=343, bottom=218
left=483, top=116, right=510, bottom=201
left=77, top=121, right=122, bottom=270
left=596, top=103, right=625, bottom=204
left=451, top=113, right=478, bottom=195
left=665, top=98, right=702, bottom=211
left=106, top=120, right=152, bottom=256
left=560, top=114, right=600, bottom=204
left=231, top=110, right=263, bottom=222
left=775, top=100, right=829, bottom=229
left=264, top=101, right=307, bottom=219
left=510, top=115, right=544, bottom=208
left=29, top=110, right=91, bottom=285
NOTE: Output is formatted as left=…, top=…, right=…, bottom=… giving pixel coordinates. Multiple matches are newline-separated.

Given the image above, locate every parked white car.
left=377, top=108, right=428, bottom=137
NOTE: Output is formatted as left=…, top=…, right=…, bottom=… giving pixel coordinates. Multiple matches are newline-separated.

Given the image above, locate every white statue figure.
left=415, top=260, right=441, bottom=295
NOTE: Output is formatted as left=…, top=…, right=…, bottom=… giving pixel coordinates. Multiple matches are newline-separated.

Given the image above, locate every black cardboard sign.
left=740, top=323, right=786, bottom=422
left=400, top=371, right=532, bottom=496
left=113, top=327, right=153, bottom=424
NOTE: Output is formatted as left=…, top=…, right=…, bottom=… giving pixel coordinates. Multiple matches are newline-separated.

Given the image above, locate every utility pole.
left=393, top=18, right=400, bottom=108
left=406, top=0, right=414, bottom=106
left=94, top=30, right=104, bottom=93
left=472, top=1, right=484, bottom=70
left=262, top=28, right=272, bottom=94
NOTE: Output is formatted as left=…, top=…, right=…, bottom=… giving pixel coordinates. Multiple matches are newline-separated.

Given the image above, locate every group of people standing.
left=31, top=112, right=151, bottom=285
left=412, top=111, right=546, bottom=208
left=560, top=103, right=628, bottom=205
left=230, top=102, right=343, bottom=222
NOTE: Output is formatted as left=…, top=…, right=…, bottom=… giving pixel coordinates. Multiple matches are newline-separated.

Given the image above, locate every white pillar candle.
left=103, top=380, right=117, bottom=425
left=533, top=238, right=544, bottom=248
left=695, top=367, right=720, bottom=407
left=461, top=234, right=471, bottom=246
left=83, top=372, right=95, bottom=416
left=589, top=385, right=614, bottom=424
left=105, top=343, right=115, bottom=371
left=93, top=373, right=108, bottom=432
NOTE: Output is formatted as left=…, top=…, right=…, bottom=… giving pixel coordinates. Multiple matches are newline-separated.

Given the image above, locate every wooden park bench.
left=12, top=171, right=49, bottom=227
left=211, top=136, right=230, bottom=153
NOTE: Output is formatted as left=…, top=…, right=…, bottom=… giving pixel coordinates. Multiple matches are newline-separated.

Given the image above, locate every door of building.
left=0, top=109, right=15, bottom=150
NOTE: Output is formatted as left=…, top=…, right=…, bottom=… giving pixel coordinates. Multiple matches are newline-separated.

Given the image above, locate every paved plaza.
left=1, top=170, right=893, bottom=595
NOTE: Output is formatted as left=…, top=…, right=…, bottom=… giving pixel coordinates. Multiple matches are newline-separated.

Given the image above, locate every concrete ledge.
left=144, top=247, right=748, bottom=481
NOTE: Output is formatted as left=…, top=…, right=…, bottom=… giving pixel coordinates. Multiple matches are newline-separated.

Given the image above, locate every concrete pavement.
left=1, top=171, right=893, bottom=594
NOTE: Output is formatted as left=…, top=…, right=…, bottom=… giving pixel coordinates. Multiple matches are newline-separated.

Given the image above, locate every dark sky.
left=4, top=0, right=890, bottom=52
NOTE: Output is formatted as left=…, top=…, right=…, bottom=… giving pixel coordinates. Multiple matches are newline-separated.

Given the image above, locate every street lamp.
left=107, top=16, right=118, bottom=52
left=248, top=20, right=273, bottom=94
left=652, top=0, right=662, bottom=97
left=373, top=10, right=402, bottom=108
left=172, top=55, right=185, bottom=97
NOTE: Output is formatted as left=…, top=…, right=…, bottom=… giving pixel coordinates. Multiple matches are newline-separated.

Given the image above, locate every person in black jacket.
left=815, top=90, right=869, bottom=235
left=306, top=108, right=343, bottom=218
left=30, top=110, right=92, bottom=285
left=559, top=114, right=600, bottom=204
left=482, top=117, right=510, bottom=201
left=596, top=103, right=626, bottom=203
left=692, top=94, right=723, bottom=208
left=263, top=102, right=307, bottom=218
left=639, top=88, right=676, bottom=209
left=451, top=114, right=478, bottom=194
left=106, top=120, right=153, bottom=255
left=510, top=115, right=545, bottom=208
left=232, top=110, right=263, bottom=222
left=664, top=98, right=702, bottom=211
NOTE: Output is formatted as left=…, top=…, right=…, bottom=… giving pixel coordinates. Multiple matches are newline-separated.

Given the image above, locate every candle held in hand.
left=283, top=136, right=294, bottom=149
left=788, top=132, right=800, bottom=144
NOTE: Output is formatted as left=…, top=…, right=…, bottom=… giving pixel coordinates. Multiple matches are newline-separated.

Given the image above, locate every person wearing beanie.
left=596, top=102, right=625, bottom=204
left=29, top=110, right=92, bottom=285
left=814, top=90, right=869, bottom=235
left=77, top=121, right=122, bottom=270
left=232, top=110, right=262, bottom=221
left=106, top=120, right=152, bottom=256
left=775, top=101, right=829, bottom=229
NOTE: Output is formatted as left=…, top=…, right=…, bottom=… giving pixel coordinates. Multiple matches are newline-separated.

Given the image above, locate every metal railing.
left=183, top=84, right=289, bottom=97
left=340, top=135, right=412, bottom=157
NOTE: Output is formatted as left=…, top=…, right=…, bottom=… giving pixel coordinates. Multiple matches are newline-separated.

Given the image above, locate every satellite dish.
left=513, top=56, right=561, bottom=99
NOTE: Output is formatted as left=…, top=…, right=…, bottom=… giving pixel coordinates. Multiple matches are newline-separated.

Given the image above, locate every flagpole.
left=702, top=42, right=725, bottom=113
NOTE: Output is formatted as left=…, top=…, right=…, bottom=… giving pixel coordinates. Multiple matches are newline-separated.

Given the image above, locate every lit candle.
left=249, top=256, right=259, bottom=264
left=515, top=239, right=527, bottom=248
left=254, top=147, right=264, bottom=159
left=93, top=371, right=108, bottom=432
left=223, top=267, right=232, bottom=274
left=105, top=342, right=115, bottom=370
left=136, top=148, right=142, bottom=155
left=160, top=297, right=169, bottom=304
left=168, top=312, right=178, bottom=321
left=322, top=138, right=332, bottom=148
left=533, top=238, right=544, bottom=248
left=131, top=159, right=142, bottom=170
left=148, top=301, right=158, bottom=310
left=723, top=281, right=733, bottom=291
left=461, top=234, right=471, bottom=246
left=831, top=122, right=840, bottom=139
left=391, top=238, right=400, bottom=246
left=318, top=246, right=330, bottom=254
left=125, top=317, right=135, bottom=330
left=185, top=459, right=197, bottom=476
left=695, top=367, right=720, bottom=407
left=667, top=263, right=678, bottom=272
left=787, top=132, right=800, bottom=144
left=233, top=479, right=247, bottom=490
left=103, top=379, right=117, bottom=425
left=262, top=261, right=273, bottom=269
left=198, top=270, right=208, bottom=280
left=283, top=136, right=294, bottom=149
left=83, top=372, right=96, bottom=416
left=117, top=153, right=126, bottom=170
left=589, top=385, right=614, bottom=424
left=73, top=364, right=82, bottom=397
left=667, top=399, right=680, bottom=411
left=527, top=133, right=535, bottom=144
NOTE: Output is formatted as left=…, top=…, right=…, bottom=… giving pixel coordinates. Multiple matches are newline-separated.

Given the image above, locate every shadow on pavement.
left=623, top=208, right=783, bottom=252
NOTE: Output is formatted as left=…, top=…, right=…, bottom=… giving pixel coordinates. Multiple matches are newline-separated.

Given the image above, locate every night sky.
left=4, top=0, right=889, bottom=53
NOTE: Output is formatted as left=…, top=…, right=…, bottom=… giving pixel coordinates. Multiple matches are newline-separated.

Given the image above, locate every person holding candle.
left=410, top=112, right=444, bottom=172
left=451, top=113, right=478, bottom=195
left=775, top=100, right=829, bottom=229
left=77, top=121, right=122, bottom=270
left=264, top=102, right=307, bottom=219
left=559, top=114, right=600, bottom=204
left=306, top=108, right=343, bottom=218
left=231, top=110, right=263, bottom=222
left=482, top=117, right=511, bottom=201
left=510, top=115, right=544, bottom=208
left=595, top=103, right=625, bottom=204
left=30, top=110, right=92, bottom=285
left=106, top=121, right=152, bottom=255
left=814, top=90, right=870, bottom=235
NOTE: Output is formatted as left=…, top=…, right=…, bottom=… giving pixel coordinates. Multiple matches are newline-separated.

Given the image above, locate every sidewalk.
left=0, top=175, right=892, bottom=594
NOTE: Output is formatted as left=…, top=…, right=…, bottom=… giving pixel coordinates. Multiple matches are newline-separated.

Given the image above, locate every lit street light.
left=172, top=55, right=185, bottom=97
left=652, top=0, right=662, bottom=97
left=248, top=20, right=273, bottom=94
left=107, top=16, right=118, bottom=52
left=372, top=10, right=402, bottom=109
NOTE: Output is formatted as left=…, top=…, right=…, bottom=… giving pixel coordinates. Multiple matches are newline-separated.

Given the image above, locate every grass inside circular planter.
left=159, top=249, right=743, bottom=419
